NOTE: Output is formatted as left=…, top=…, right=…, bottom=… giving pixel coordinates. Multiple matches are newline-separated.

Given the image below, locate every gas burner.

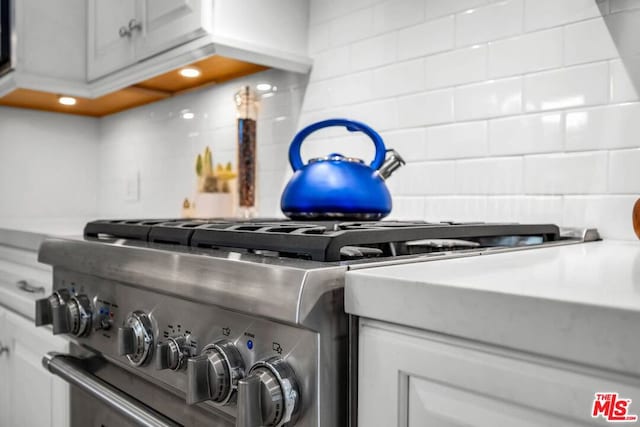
left=84, top=218, right=561, bottom=262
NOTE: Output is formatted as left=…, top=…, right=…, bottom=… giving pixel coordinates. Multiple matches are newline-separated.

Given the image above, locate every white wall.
left=300, top=0, right=640, bottom=240
left=98, top=69, right=307, bottom=218
left=0, top=107, right=99, bottom=232
left=3, top=0, right=640, bottom=241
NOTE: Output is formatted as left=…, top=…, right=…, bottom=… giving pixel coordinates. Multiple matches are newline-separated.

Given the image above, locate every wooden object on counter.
left=633, top=198, right=640, bottom=239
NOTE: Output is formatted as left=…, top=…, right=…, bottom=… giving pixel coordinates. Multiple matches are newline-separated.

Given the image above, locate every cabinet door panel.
left=136, top=0, right=208, bottom=60
left=88, top=0, right=137, bottom=80
left=408, top=376, right=582, bottom=427
left=5, top=311, right=68, bottom=427
left=359, top=319, right=640, bottom=427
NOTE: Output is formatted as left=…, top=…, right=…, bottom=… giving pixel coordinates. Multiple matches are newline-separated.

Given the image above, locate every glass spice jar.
left=234, top=86, right=259, bottom=218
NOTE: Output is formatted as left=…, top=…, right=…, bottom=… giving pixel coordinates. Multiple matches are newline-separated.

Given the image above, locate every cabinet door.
left=0, top=307, right=8, bottom=427
left=135, top=0, right=209, bottom=61
left=87, top=0, right=137, bottom=80
left=4, top=310, right=69, bottom=427
left=359, top=319, right=640, bottom=427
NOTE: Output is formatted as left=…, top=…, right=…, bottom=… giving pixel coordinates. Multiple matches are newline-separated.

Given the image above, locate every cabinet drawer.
left=359, top=319, right=640, bottom=427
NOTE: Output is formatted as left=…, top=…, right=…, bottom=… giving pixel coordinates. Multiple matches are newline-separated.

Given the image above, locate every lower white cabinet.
left=358, top=319, right=640, bottom=427
left=0, top=307, right=69, bottom=427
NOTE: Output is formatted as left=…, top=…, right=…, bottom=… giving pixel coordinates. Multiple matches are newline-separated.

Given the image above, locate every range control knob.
left=186, top=340, right=244, bottom=405
left=117, top=311, right=154, bottom=366
left=237, top=358, right=299, bottom=427
left=35, top=289, right=71, bottom=328
left=156, top=336, right=189, bottom=371
left=65, top=294, right=93, bottom=337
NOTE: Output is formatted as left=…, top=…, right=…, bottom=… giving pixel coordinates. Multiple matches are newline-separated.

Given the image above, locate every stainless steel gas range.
left=33, top=219, right=598, bottom=427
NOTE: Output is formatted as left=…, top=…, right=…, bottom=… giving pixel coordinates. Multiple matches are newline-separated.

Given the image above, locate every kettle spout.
left=378, top=149, right=405, bottom=179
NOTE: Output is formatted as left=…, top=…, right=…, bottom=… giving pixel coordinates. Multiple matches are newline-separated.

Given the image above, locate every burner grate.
left=84, top=219, right=561, bottom=262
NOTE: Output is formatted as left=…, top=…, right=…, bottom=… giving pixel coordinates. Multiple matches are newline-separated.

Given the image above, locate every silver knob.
left=35, top=289, right=70, bottom=328
left=186, top=340, right=244, bottom=405
left=66, top=295, right=93, bottom=337
left=119, top=19, right=142, bottom=37
left=128, top=19, right=142, bottom=32
left=237, top=375, right=262, bottom=427
left=156, top=336, right=187, bottom=371
left=0, top=342, right=8, bottom=356
left=117, top=311, right=154, bottom=366
left=237, top=358, right=299, bottom=427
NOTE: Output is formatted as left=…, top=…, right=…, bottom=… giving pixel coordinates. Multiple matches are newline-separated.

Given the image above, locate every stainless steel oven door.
left=42, top=344, right=233, bottom=427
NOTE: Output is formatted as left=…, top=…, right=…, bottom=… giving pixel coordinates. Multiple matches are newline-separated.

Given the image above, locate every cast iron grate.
left=84, top=218, right=561, bottom=262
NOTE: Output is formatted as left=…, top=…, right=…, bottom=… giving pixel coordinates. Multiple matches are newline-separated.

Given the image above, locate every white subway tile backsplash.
left=425, top=0, right=493, bottom=21
left=609, top=149, right=640, bottom=193
left=489, top=112, right=563, bottom=155
left=424, top=196, right=488, bottom=222
left=564, top=18, right=618, bottom=66
left=329, top=7, right=374, bottom=47
left=381, top=129, right=428, bottom=162
left=488, top=29, right=563, bottom=78
left=351, top=33, right=397, bottom=72
left=523, top=62, right=609, bottom=112
left=524, top=0, right=605, bottom=32
left=485, top=196, right=563, bottom=223
left=311, top=46, right=350, bottom=80
left=327, top=71, right=375, bottom=106
left=610, top=57, right=640, bottom=103
left=455, top=77, right=523, bottom=120
left=397, top=89, right=454, bottom=127
left=340, top=98, right=400, bottom=131
left=372, top=59, right=425, bottom=97
left=415, top=161, right=457, bottom=195
left=425, top=45, right=487, bottom=90
left=388, top=196, right=426, bottom=220
left=524, top=152, right=608, bottom=194
left=455, top=157, right=523, bottom=194
left=294, top=0, right=640, bottom=239
left=387, top=161, right=456, bottom=195
left=426, top=121, right=488, bottom=159
left=303, top=80, right=331, bottom=111
left=563, top=195, right=638, bottom=240
left=397, top=16, right=454, bottom=60
left=308, top=23, right=330, bottom=54
left=373, top=0, right=425, bottom=34
left=565, top=103, right=640, bottom=150
left=455, top=0, right=524, bottom=47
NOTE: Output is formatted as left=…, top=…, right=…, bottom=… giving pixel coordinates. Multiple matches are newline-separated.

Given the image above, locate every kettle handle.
left=289, top=119, right=387, bottom=172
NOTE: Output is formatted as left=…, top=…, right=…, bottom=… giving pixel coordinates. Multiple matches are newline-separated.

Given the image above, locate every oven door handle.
left=42, top=352, right=181, bottom=427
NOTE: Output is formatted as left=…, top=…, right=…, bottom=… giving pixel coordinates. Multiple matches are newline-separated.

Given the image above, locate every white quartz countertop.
left=0, top=218, right=88, bottom=250
left=346, top=240, right=640, bottom=375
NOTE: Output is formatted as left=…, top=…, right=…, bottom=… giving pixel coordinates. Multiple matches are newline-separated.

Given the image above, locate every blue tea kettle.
left=281, top=118, right=405, bottom=220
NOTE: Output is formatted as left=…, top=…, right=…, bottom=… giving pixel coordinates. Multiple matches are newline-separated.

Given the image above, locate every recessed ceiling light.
left=58, top=96, right=77, bottom=106
left=256, top=83, right=272, bottom=91
left=179, top=67, right=201, bottom=78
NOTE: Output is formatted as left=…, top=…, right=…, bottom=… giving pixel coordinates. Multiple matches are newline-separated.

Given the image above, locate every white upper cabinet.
left=88, top=0, right=211, bottom=81
left=87, top=0, right=310, bottom=86
left=87, top=0, right=137, bottom=81
left=0, top=0, right=87, bottom=96
left=136, top=0, right=210, bottom=60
